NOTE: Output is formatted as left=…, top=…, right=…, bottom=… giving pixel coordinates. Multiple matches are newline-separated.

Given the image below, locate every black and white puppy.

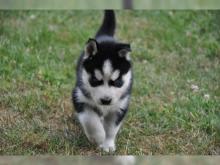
left=72, top=10, right=132, bottom=152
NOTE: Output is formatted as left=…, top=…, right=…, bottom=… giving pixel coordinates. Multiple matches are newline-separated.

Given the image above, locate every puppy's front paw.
left=99, top=140, right=116, bottom=152
left=86, top=132, right=105, bottom=145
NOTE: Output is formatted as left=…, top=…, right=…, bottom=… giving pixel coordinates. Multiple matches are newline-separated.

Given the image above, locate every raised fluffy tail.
left=95, top=10, right=116, bottom=37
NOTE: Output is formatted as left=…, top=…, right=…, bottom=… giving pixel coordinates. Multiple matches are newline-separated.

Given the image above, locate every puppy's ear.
left=84, top=38, right=98, bottom=58
left=117, top=43, right=131, bottom=59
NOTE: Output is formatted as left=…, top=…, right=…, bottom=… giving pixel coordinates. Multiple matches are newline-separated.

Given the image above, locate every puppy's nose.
left=100, top=97, right=112, bottom=105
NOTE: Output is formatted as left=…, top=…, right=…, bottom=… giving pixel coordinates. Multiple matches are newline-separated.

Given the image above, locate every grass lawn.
left=0, top=10, right=220, bottom=155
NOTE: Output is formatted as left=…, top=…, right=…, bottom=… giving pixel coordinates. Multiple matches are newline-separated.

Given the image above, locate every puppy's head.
left=82, top=38, right=132, bottom=106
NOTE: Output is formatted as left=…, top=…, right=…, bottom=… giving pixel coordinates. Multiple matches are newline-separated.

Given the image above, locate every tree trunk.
left=122, top=0, right=133, bottom=9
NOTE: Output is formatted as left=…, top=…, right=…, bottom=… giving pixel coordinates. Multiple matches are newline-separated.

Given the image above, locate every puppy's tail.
left=96, top=10, right=116, bottom=37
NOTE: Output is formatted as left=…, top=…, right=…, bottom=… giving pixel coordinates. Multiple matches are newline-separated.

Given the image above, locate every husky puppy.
left=72, top=10, right=132, bottom=152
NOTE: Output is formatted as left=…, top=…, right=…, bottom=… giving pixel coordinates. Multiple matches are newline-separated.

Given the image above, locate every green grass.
left=0, top=11, right=220, bottom=155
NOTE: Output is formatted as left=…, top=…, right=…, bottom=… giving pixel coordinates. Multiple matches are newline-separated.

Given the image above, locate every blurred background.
left=0, top=0, right=220, bottom=9
left=0, top=156, right=220, bottom=165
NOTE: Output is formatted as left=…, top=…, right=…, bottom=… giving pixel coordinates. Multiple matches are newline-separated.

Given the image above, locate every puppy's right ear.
left=84, top=38, right=98, bottom=58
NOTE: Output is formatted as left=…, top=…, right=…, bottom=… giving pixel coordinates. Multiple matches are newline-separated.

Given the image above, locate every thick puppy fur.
left=72, top=10, right=132, bottom=152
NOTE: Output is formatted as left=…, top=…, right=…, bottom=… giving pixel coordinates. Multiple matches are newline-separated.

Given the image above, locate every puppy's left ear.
left=117, top=43, right=131, bottom=59
left=84, top=38, right=98, bottom=58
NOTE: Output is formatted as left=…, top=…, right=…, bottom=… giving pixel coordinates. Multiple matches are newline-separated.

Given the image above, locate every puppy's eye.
left=89, top=76, right=103, bottom=87
left=109, top=78, right=123, bottom=88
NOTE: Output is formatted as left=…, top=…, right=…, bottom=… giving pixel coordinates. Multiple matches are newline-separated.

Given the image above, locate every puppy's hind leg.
left=77, top=109, right=105, bottom=146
